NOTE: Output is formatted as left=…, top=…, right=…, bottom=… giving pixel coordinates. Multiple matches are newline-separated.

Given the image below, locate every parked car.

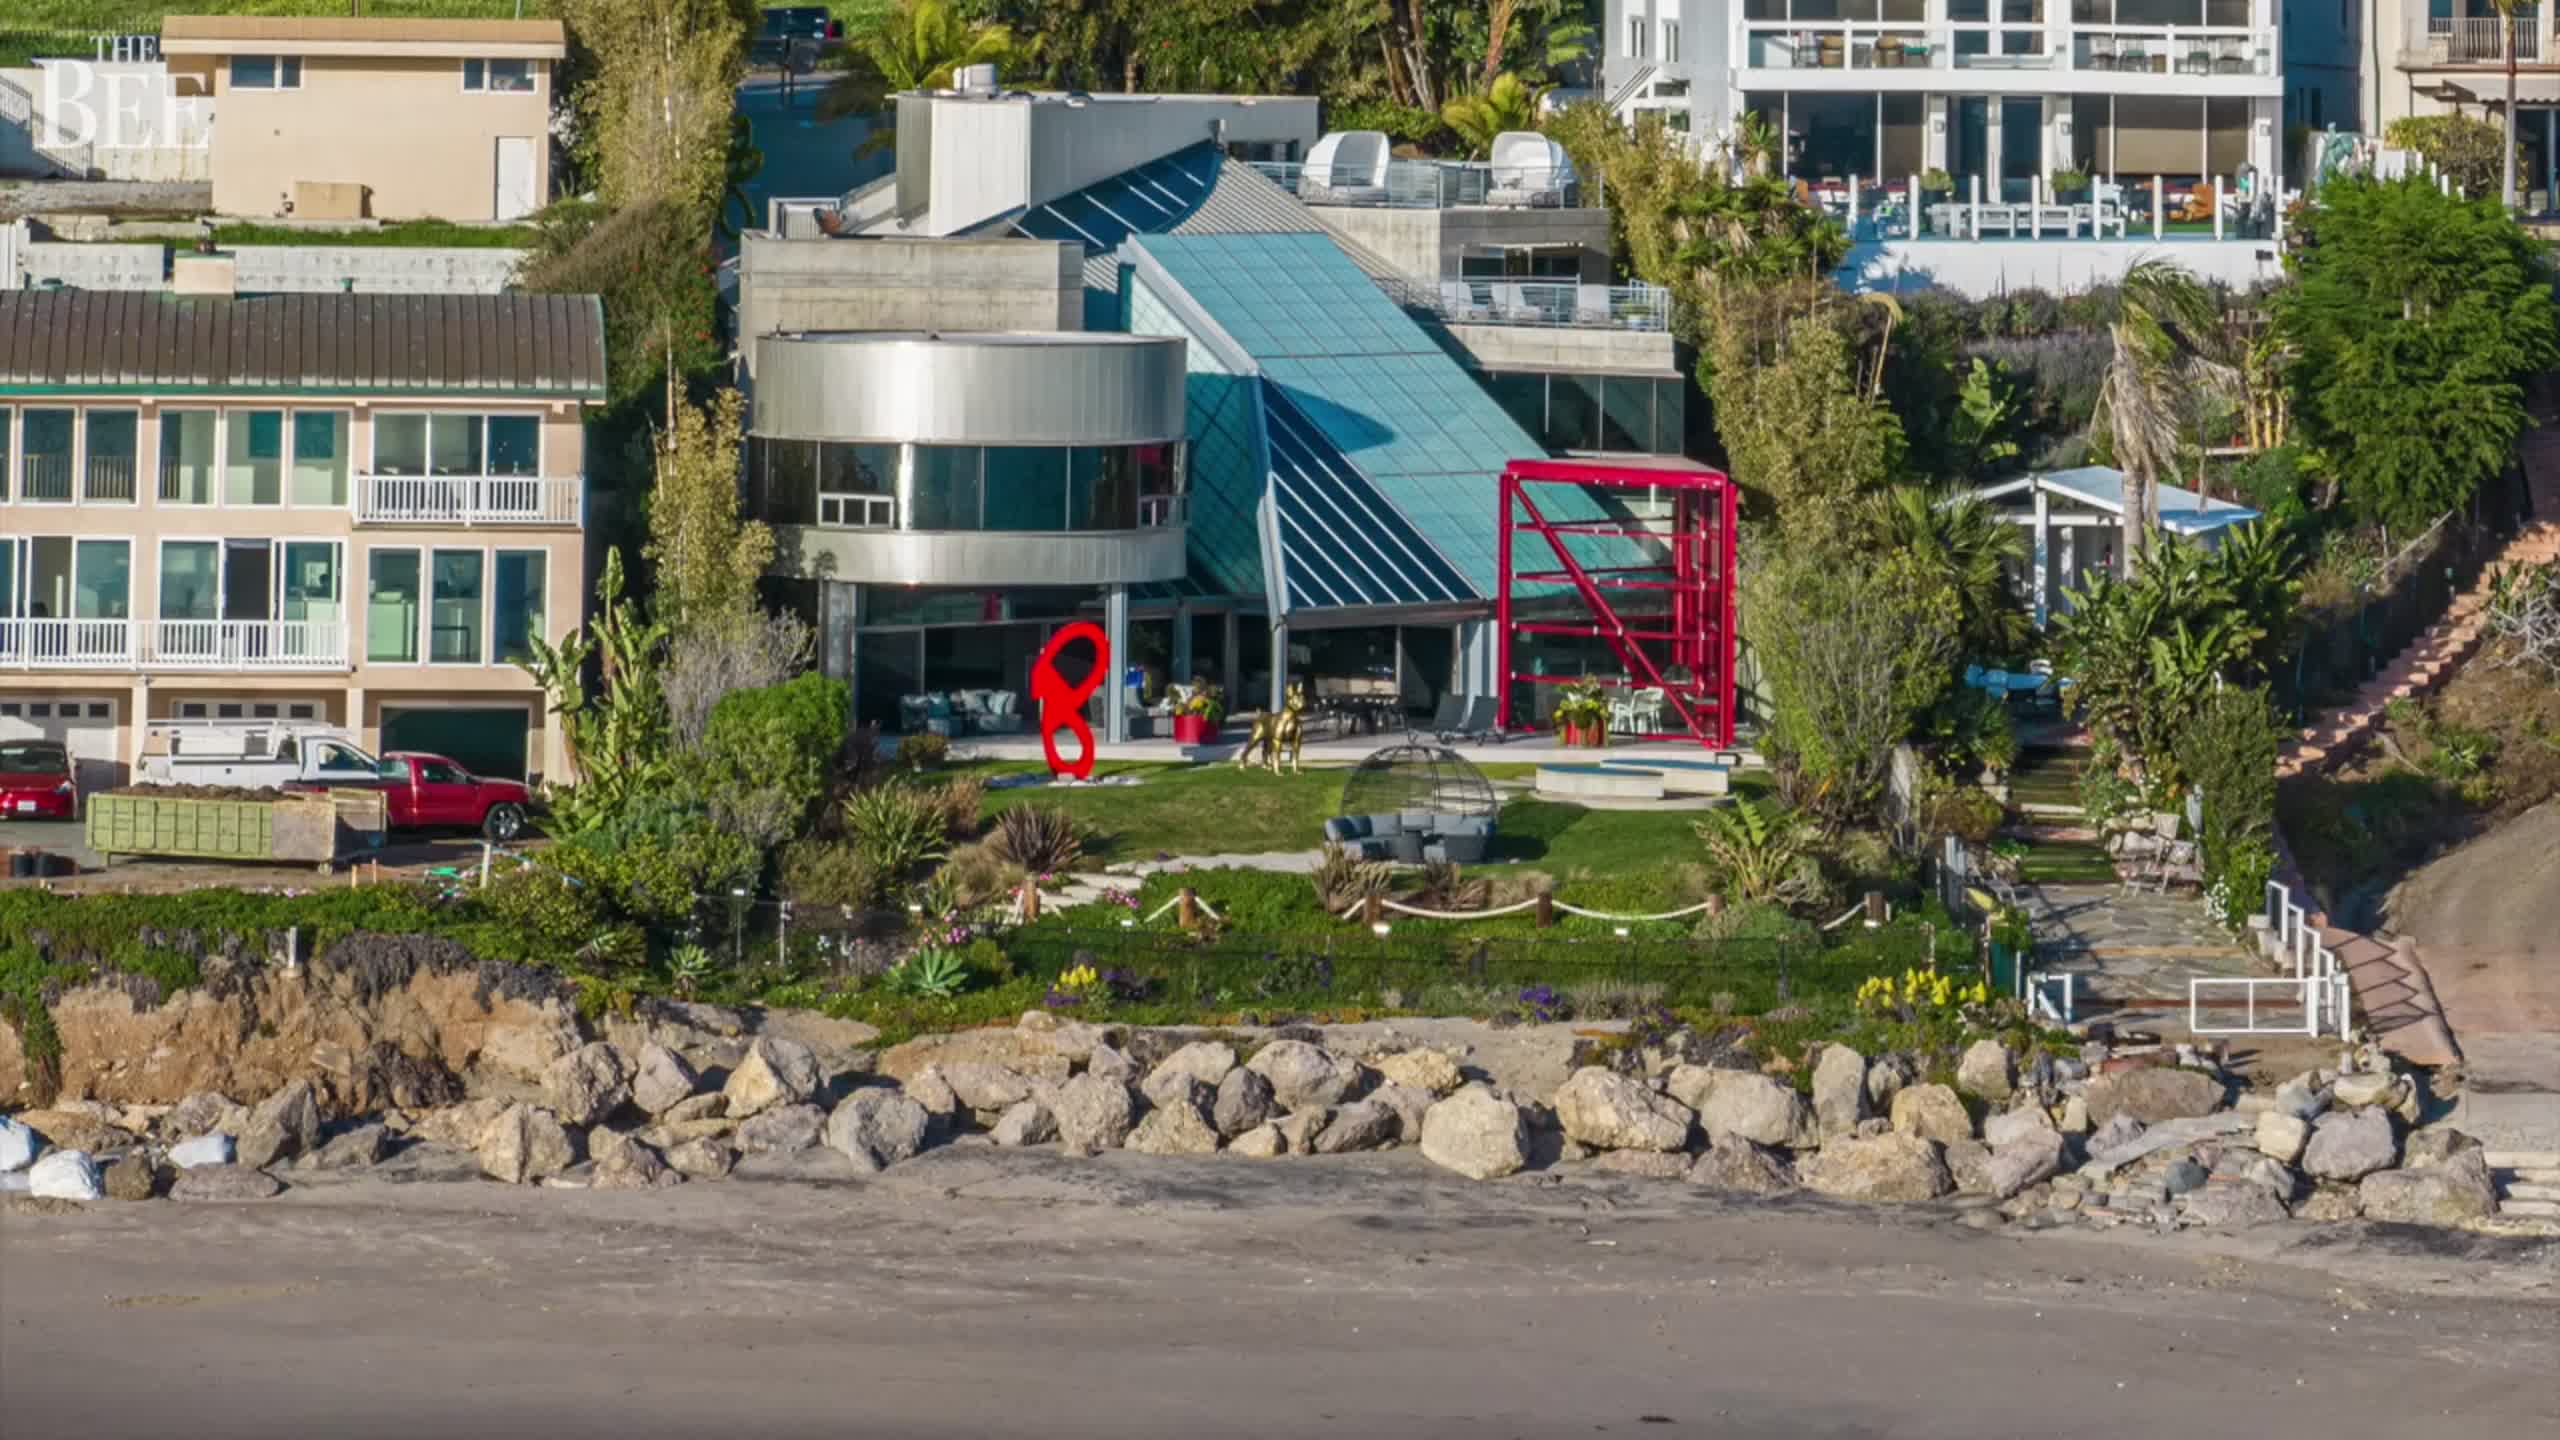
left=0, top=740, right=79, bottom=820
left=307, top=753, right=533, bottom=843
left=137, top=721, right=383, bottom=790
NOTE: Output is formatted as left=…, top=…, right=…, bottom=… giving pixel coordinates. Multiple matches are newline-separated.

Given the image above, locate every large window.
left=1478, top=372, right=1689, bottom=456
left=431, top=550, right=485, bottom=664
left=225, top=408, right=285, bottom=506
left=84, top=410, right=138, bottom=502
left=161, top=410, right=218, bottom=504
left=367, top=549, right=421, bottom=663
left=983, top=448, right=1068, bottom=532
left=819, top=441, right=897, bottom=528
left=281, top=542, right=341, bottom=631
left=462, top=58, right=536, bottom=93
left=292, top=412, right=350, bottom=506
left=373, top=413, right=539, bottom=477
left=909, top=446, right=984, bottom=530
left=73, top=539, right=130, bottom=619
left=230, top=55, right=302, bottom=90
left=159, top=542, right=220, bottom=622
left=492, top=550, right=545, bottom=664
left=19, top=409, right=72, bottom=502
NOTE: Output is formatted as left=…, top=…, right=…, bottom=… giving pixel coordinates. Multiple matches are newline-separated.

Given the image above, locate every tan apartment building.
left=2376, top=1, right=2560, bottom=207
left=0, top=286, right=605, bottom=787
left=161, top=15, right=565, bottom=222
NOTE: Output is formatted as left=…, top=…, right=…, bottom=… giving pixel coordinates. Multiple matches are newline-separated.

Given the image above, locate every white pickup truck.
left=136, top=721, right=386, bottom=790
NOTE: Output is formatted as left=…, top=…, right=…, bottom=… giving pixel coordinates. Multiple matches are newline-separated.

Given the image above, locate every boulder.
left=722, top=1037, right=823, bottom=1120
left=2162, top=1159, right=2210, bottom=1195
left=304, top=1123, right=389, bottom=1171
left=2088, top=1113, right=2146, bottom=1153
left=0, top=1116, right=39, bottom=1173
left=1943, top=1139, right=1995, bottom=1195
left=1593, top=1149, right=1691, bottom=1180
left=660, top=1092, right=725, bottom=1126
left=664, top=1136, right=736, bottom=1180
left=28, top=1149, right=103, bottom=1201
left=991, top=1101, right=1057, bottom=1148
left=2180, top=1179, right=2291, bottom=1227
left=2084, top=1067, right=2222, bottom=1127
left=2296, top=1184, right=2363, bottom=1222
left=593, top=1137, right=684, bottom=1191
left=1955, top=1040, right=2014, bottom=1103
left=1798, top=1133, right=1952, bottom=1203
left=1144, top=1042, right=1238, bottom=1102
left=2058, top=1096, right=2090, bottom=1135
left=1211, top=1067, right=1278, bottom=1139
left=1366, top=1083, right=1434, bottom=1145
left=1125, top=1083, right=1221, bottom=1156
left=170, top=1164, right=283, bottom=1202
left=875, top=1028, right=1075, bottom=1086
left=1246, top=1041, right=1364, bottom=1111
left=544, top=1041, right=633, bottom=1129
left=168, top=1134, right=235, bottom=1169
left=477, top=1105, right=576, bottom=1184
left=1552, top=1068, right=1694, bottom=1153
left=2331, top=1070, right=2398, bottom=1109
left=2270, top=1082, right=2329, bottom=1121
left=1083, top=1041, right=1139, bottom=1084
left=943, top=1061, right=1035, bottom=1115
left=1889, top=1084, right=1974, bottom=1146
left=1311, top=1099, right=1400, bottom=1155
left=1985, top=1130, right=2067, bottom=1199
left=1011, top=1009, right=1113, bottom=1062
left=1419, top=1086, right=1530, bottom=1181
left=1810, top=1045, right=1869, bottom=1138
left=103, top=1154, right=159, bottom=1201
left=734, top=1103, right=825, bottom=1155
left=1228, top=1123, right=1287, bottom=1158
left=2242, top=1156, right=2300, bottom=1204
left=1372, top=1049, right=1464, bottom=1097
left=1051, top=1073, right=1139, bottom=1156
left=236, top=1079, right=323, bottom=1169
left=1982, top=1104, right=2057, bottom=1151
left=1863, top=1053, right=1916, bottom=1108
left=2358, top=1150, right=2498, bottom=1225
left=826, top=1088, right=931, bottom=1171
left=2403, top=1126, right=2483, bottom=1171
left=903, top=1068, right=963, bottom=1132
left=166, top=1092, right=242, bottom=1142
left=1274, top=1108, right=1332, bottom=1155
left=1688, top=1069, right=1815, bottom=1149
left=2255, top=1110, right=2311, bottom=1165
left=411, top=1098, right=510, bottom=1151
left=630, top=1043, right=701, bottom=1117
left=1688, top=1139, right=1797, bottom=1195
left=2302, top=1107, right=2399, bottom=1182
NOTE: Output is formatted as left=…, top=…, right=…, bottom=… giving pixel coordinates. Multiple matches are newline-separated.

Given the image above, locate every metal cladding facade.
left=752, top=332, right=1186, bottom=446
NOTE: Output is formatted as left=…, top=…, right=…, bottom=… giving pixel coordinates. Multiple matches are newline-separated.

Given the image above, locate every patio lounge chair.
left=1609, top=687, right=1667, bottom=736
left=1437, top=695, right=1508, bottom=745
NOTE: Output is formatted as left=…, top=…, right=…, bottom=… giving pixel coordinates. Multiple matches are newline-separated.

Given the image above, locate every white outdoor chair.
left=1610, top=687, right=1667, bottom=735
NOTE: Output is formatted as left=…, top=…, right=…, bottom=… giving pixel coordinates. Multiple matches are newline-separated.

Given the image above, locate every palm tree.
left=1862, top=485, right=2031, bottom=657
left=2492, top=0, right=2524, bottom=208
left=1442, top=71, right=1542, bottom=159
left=2090, top=259, right=2235, bottom=561
left=822, top=0, right=1014, bottom=151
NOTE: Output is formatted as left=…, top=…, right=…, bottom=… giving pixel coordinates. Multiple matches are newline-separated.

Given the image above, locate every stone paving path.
left=2021, top=882, right=2258, bottom=1019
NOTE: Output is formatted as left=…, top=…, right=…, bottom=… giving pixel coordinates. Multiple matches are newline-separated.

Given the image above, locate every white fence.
left=356, top=475, right=580, bottom=526
left=2187, top=879, right=2353, bottom=1037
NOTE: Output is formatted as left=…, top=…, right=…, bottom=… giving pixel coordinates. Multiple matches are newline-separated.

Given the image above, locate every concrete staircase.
left=2278, top=494, right=2560, bottom=781
left=2486, top=1150, right=2560, bottom=1221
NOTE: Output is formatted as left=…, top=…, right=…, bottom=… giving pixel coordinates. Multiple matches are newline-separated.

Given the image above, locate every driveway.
left=2389, top=800, right=2560, bottom=1150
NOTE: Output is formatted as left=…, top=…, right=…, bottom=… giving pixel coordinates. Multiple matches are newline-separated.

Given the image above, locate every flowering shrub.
left=1855, top=966, right=1990, bottom=1018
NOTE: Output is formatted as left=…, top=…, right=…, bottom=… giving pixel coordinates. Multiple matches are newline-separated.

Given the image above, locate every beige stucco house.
left=0, top=283, right=606, bottom=787
left=2373, top=1, right=2560, bottom=207
left=162, top=15, right=564, bottom=222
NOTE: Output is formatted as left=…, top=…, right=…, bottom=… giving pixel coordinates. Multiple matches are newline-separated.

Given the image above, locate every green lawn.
left=211, top=221, right=543, bottom=249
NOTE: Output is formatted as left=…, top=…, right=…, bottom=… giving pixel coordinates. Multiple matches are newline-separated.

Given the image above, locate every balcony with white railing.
left=354, top=474, right=582, bottom=526
left=1429, top=280, right=1673, bottom=332
left=0, top=618, right=138, bottom=668
left=149, top=619, right=350, bottom=671
left=1734, top=20, right=2277, bottom=86
left=2400, top=12, right=2557, bottom=67
left=1247, top=159, right=1588, bottom=210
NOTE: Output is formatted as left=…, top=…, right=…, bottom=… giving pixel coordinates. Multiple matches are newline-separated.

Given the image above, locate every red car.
left=0, top=739, right=79, bottom=820
left=291, top=751, right=533, bottom=842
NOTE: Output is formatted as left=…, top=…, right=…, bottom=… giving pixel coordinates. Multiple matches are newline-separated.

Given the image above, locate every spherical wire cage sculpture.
left=1337, top=741, right=1500, bottom=822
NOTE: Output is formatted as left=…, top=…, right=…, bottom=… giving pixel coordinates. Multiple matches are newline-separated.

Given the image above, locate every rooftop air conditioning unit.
left=954, top=63, right=998, bottom=96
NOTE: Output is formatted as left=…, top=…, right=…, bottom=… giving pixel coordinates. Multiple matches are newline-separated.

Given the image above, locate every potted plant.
left=1172, top=681, right=1224, bottom=746
left=1552, top=681, right=1611, bottom=748
left=1919, top=167, right=1954, bottom=204
left=2050, top=167, right=2091, bottom=204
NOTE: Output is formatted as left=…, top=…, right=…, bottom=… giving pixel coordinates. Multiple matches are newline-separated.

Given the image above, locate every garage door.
left=0, top=694, right=122, bottom=791
left=382, top=706, right=531, bottom=781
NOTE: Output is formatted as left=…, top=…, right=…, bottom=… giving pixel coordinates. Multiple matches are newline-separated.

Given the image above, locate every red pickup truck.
left=292, top=752, right=531, bottom=842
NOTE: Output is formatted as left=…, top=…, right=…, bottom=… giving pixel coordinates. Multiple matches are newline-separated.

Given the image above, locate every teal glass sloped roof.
left=1129, top=230, right=1595, bottom=606
left=1013, top=142, right=1224, bottom=254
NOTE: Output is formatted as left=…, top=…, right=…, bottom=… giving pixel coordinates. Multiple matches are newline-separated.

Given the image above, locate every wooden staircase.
left=2279, top=453, right=2560, bottom=780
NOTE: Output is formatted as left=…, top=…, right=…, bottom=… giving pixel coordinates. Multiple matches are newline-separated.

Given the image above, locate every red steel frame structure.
left=1495, top=457, right=1739, bottom=749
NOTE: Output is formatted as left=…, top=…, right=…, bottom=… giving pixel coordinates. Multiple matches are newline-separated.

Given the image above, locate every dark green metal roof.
left=0, top=290, right=608, bottom=400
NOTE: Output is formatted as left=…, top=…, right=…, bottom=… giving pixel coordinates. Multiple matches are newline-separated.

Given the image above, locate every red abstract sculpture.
left=1031, top=621, right=1109, bottom=780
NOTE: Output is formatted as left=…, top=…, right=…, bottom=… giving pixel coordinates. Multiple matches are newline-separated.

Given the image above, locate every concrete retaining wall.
left=1839, top=239, right=2284, bottom=298
left=1440, top=322, right=1678, bottom=377
left=15, top=243, right=524, bottom=293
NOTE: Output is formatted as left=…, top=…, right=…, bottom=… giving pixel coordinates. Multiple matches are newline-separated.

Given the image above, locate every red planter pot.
left=1172, top=713, right=1215, bottom=746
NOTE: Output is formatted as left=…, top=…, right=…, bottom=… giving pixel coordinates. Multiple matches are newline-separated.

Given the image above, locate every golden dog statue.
left=1234, top=683, right=1308, bottom=775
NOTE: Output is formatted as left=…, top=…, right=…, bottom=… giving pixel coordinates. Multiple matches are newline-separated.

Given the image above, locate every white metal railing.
left=1434, top=280, right=1672, bottom=332
left=2404, top=13, right=2552, bottom=66
left=2186, top=878, right=2354, bottom=1037
left=355, top=474, right=580, bottom=526
left=149, top=619, right=349, bottom=670
left=1734, top=20, right=2274, bottom=76
left=0, top=617, right=137, bottom=668
left=15, top=454, right=73, bottom=502
left=1138, top=494, right=1183, bottom=528
left=83, top=454, right=139, bottom=503
left=1248, top=159, right=1586, bottom=210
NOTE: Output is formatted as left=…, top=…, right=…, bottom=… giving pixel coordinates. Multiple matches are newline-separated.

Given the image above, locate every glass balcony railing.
left=1736, top=22, right=2274, bottom=76
left=1248, top=159, right=1586, bottom=210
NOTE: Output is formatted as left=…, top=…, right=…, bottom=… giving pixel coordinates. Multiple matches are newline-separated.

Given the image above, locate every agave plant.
left=885, top=944, right=971, bottom=999
left=844, top=784, right=950, bottom=878
left=1692, top=798, right=1822, bottom=907
left=665, top=942, right=717, bottom=1001
left=989, top=804, right=1083, bottom=874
